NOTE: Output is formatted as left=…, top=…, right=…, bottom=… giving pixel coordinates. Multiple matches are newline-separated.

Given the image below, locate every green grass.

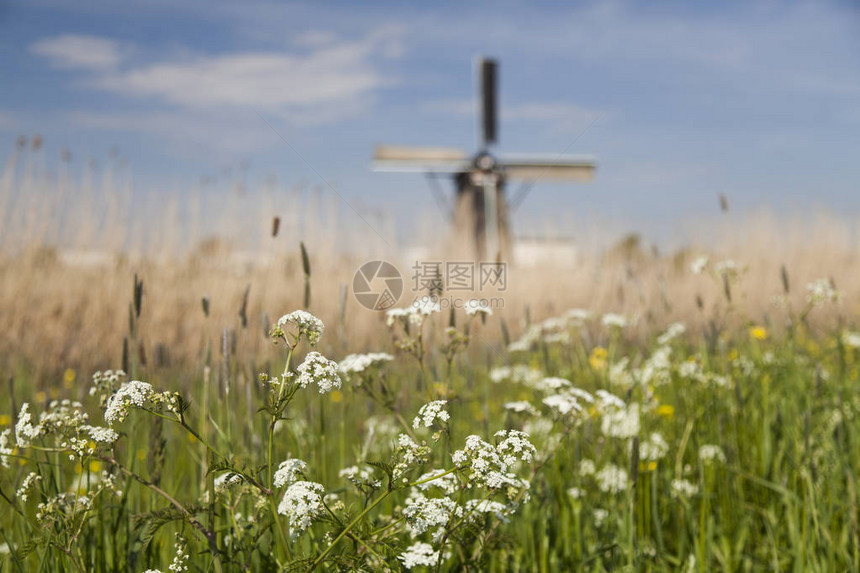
left=1, top=299, right=859, bottom=572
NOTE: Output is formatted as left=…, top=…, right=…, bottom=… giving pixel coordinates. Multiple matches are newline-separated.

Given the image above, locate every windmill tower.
left=373, top=57, right=596, bottom=261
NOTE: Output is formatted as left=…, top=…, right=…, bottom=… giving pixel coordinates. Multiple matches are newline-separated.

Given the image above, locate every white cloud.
left=29, top=27, right=401, bottom=121
left=30, top=34, right=123, bottom=71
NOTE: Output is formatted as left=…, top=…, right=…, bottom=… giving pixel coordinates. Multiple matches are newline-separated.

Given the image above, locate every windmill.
left=372, top=56, right=597, bottom=261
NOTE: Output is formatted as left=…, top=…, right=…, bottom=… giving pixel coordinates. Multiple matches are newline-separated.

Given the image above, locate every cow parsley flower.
left=806, top=278, right=842, bottom=307
left=276, top=310, right=325, bottom=346
left=536, top=377, right=571, bottom=391
left=0, top=429, right=12, bottom=468
left=504, top=401, right=537, bottom=415
left=339, top=465, right=381, bottom=489
left=602, top=313, right=628, bottom=329
left=415, top=470, right=459, bottom=495
left=296, top=352, right=342, bottom=393
left=843, top=331, right=860, bottom=349
left=83, top=425, right=119, bottom=444
left=403, top=493, right=460, bottom=536
left=17, top=472, right=41, bottom=502
left=399, top=542, right=440, bottom=569
left=657, top=322, right=686, bottom=345
left=464, top=299, right=493, bottom=316
left=274, top=458, right=308, bottom=488
left=169, top=533, right=189, bottom=572
left=214, top=472, right=244, bottom=494
left=671, top=478, right=699, bottom=499
left=690, top=256, right=709, bottom=275
left=338, top=352, right=394, bottom=374
left=639, top=432, right=669, bottom=461
left=595, top=464, right=629, bottom=493
left=15, top=403, right=42, bottom=447
left=601, top=403, right=640, bottom=439
left=277, top=480, right=325, bottom=536
left=698, top=444, right=726, bottom=464
left=104, top=381, right=154, bottom=426
left=494, top=430, right=537, bottom=466
left=413, top=400, right=450, bottom=429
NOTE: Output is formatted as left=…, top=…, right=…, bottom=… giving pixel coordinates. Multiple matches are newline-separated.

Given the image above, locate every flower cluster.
left=275, top=310, right=326, bottom=346
left=399, top=542, right=440, bottom=570
left=274, top=458, right=308, bottom=488
left=338, top=352, right=394, bottom=375
left=412, top=400, right=450, bottom=430
left=296, top=352, right=342, bottom=393
left=277, top=480, right=325, bottom=537
left=104, top=381, right=155, bottom=425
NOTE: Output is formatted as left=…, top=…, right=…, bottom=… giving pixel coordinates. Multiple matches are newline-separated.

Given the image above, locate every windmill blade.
left=372, top=145, right=469, bottom=172
left=482, top=173, right=500, bottom=262
left=478, top=57, right=497, bottom=148
left=499, top=153, right=596, bottom=181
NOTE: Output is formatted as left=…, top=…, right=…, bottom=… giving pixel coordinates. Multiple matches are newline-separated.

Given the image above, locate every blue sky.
left=2, top=0, right=860, bottom=246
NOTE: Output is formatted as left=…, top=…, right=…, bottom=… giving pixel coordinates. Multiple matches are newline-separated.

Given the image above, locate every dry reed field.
left=3, top=139, right=860, bottom=572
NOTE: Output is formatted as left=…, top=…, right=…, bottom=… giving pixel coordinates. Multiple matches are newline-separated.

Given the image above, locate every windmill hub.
left=474, top=152, right=496, bottom=172
left=372, top=56, right=597, bottom=261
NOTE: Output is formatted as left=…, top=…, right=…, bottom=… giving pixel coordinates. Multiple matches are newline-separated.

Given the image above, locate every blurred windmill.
left=372, top=56, right=597, bottom=261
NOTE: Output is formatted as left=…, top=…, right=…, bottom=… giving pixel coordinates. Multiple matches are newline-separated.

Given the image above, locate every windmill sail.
left=500, top=154, right=596, bottom=181
left=478, top=58, right=498, bottom=148
left=372, top=145, right=469, bottom=172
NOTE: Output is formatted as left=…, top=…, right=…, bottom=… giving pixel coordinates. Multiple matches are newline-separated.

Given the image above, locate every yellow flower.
left=750, top=326, right=768, bottom=341
left=0, top=414, right=11, bottom=426
left=639, top=461, right=658, bottom=472
left=589, top=346, right=608, bottom=370
left=656, top=405, right=675, bottom=419
left=63, top=369, right=76, bottom=389
left=35, top=391, right=47, bottom=403
left=136, top=448, right=148, bottom=461
left=329, top=390, right=343, bottom=403
left=89, top=461, right=101, bottom=473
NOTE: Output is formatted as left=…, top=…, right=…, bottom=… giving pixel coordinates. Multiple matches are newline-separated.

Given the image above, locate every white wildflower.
left=565, top=308, right=592, bottom=326
left=277, top=310, right=325, bottom=345
left=690, top=256, right=709, bottom=275
left=168, top=533, right=189, bottom=572
left=713, top=259, right=741, bottom=279
left=339, top=465, right=381, bottom=489
left=601, top=403, right=640, bottom=439
left=671, top=478, right=699, bottom=499
left=595, top=464, right=629, bottom=494
left=494, top=429, right=537, bottom=466
left=602, top=313, right=628, bottom=329
left=338, top=352, right=394, bottom=374
left=277, top=481, right=325, bottom=536
left=274, top=459, right=308, bottom=488
left=214, top=472, right=244, bottom=494
left=843, top=331, right=860, bottom=349
left=413, top=400, right=450, bottom=429
left=403, top=493, right=460, bottom=536
left=17, top=472, right=41, bottom=501
left=104, top=381, right=154, bottom=426
left=83, top=425, right=119, bottom=444
left=415, top=470, right=459, bottom=495
left=296, top=352, right=342, bottom=393
left=399, top=542, right=440, bottom=570
left=698, top=445, right=726, bottom=464
left=543, top=393, right=584, bottom=416
left=657, top=322, right=686, bottom=345
left=536, top=377, right=571, bottom=391
left=465, top=299, right=493, bottom=316
left=0, top=429, right=13, bottom=468
left=595, top=390, right=626, bottom=411
left=567, top=487, right=584, bottom=500
left=639, top=432, right=669, bottom=461
left=503, top=401, right=537, bottom=415
left=806, top=278, right=842, bottom=307
left=593, top=508, right=609, bottom=528
left=579, top=459, right=596, bottom=477
left=15, top=403, right=42, bottom=447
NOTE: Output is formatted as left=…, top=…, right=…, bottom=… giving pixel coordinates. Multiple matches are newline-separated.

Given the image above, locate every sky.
left=2, top=0, right=860, bottom=247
